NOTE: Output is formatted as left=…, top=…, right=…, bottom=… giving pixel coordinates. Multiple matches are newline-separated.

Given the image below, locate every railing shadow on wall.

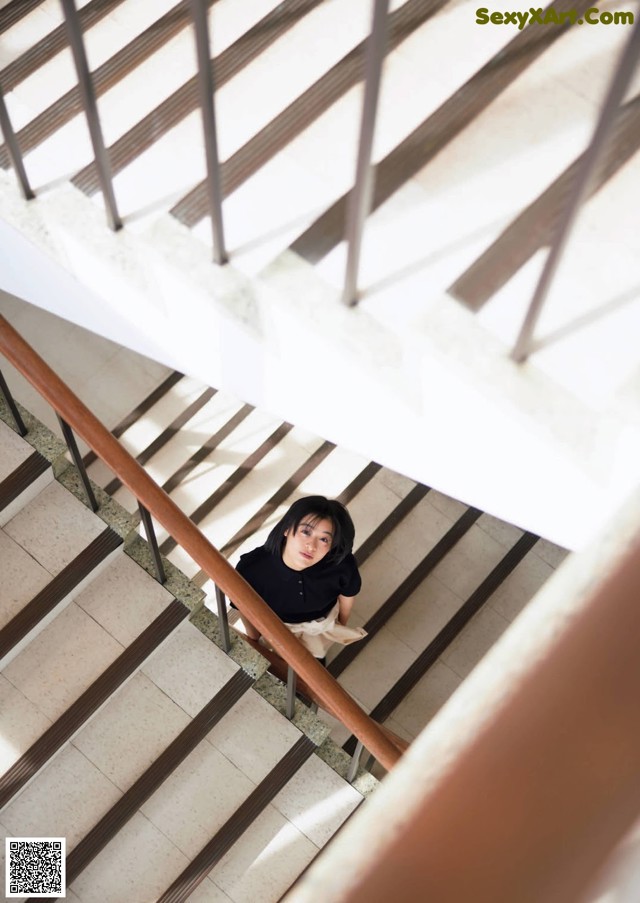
left=0, top=313, right=404, bottom=778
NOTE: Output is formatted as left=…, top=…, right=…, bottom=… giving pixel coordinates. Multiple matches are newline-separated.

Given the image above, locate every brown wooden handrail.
left=0, top=314, right=400, bottom=772
left=241, top=636, right=410, bottom=756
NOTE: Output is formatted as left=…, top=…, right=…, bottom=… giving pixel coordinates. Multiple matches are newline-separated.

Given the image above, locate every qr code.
left=5, top=837, right=66, bottom=898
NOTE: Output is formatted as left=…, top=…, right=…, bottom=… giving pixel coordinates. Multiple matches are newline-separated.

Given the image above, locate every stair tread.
left=0, top=525, right=123, bottom=664
left=3, top=479, right=109, bottom=575
left=0, top=528, right=51, bottom=630
left=2, top=553, right=177, bottom=722
left=155, top=736, right=319, bottom=903
left=0, top=597, right=188, bottom=808
left=0, top=418, right=35, bottom=481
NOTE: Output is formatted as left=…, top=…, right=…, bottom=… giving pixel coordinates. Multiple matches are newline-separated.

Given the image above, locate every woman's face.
left=282, top=516, right=334, bottom=571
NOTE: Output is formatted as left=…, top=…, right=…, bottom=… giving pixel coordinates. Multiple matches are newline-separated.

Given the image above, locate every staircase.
left=0, top=384, right=373, bottom=903
left=1, top=299, right=569, bottom=900
left=0, top=0, right=637, bottom=551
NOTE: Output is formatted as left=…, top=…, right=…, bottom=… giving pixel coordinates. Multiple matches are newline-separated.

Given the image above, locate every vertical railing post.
left=0, top=369, right=28, bottom=436
left=0, top=82, right=34, bottom=200
left=286, top=666, right=297, bottom=720
left=347, top=739, right=364, bottom=783
left=138, top=504, right=167, bottom=584
left=215, top=585, right=232, bottom=652
left=511, top=15, right=640, bottom=363
left=190, top=0, right=228, bottom=265
left=57, top=415, right=99, bottom=512
left=60, top=0, right=121, bottom=231
left=341, top=0, right=390, bottom=307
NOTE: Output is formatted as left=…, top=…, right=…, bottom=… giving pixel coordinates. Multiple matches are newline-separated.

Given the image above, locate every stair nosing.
left=329, top=505, right=483, bottom=678
left=172, top=0, right=448, bottom=225
left=290, top=0, right=597, bottom=264
left=157, top=734, right=316, bottom=903
left=0, top=449, right=49, bottom=511
left=83, top=371, right=184, bottom=469
left=0, top=0, right=126, bottom=94
left=72, top=0, right=325, bottom=196
left=342, top=531, right=540, bottom=750
left=0, top=526, right=123, bottom=662
left=63, top=667, right=253, bottom=886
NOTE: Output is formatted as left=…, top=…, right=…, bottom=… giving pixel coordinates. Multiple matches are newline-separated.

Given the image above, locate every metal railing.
left=0, top=314, right=403, bottom=777
left=0, top=1, right=636, bottom=355
left=511, top=13, right=640, bottom=362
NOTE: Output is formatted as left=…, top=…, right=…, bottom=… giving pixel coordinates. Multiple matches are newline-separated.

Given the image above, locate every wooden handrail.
left=0, top=315, right=400, bottom=772
left=241, top=637, right=410, bottom=756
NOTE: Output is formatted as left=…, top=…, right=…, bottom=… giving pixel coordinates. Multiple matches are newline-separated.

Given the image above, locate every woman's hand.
left=337, top=594, right=356, bottom=626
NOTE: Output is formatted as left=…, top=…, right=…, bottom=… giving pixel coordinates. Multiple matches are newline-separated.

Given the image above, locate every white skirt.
left=283, top=602, right=367, bottom=658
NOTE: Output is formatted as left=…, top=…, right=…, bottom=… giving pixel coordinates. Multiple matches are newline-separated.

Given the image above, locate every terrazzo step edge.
left=0, top=597, right=190, bottom=809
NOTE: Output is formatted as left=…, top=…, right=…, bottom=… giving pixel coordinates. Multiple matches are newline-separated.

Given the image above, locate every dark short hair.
left=265, top=496, right=355, bottom=564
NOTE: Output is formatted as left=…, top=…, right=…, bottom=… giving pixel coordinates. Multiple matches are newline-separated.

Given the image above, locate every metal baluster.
left=347, top=739, right=364, bottom=783
left=286, top=665, right=297, bottom=720
left=0, top=369, right=28, bottom=436
left=190, top=0, right=228, bottom=264
left=511, top=14, right=640, bottom=363
left=138, top=504, right=167, bottom=584
left=0, top=82, right=34, bottom=200
left=342, top=0, right=390, bottom=307
left=57, top=415, right=99, bottom=512
left=60, top=0, right=121, bottom=231
left=215, top=585, right=232, bottom=652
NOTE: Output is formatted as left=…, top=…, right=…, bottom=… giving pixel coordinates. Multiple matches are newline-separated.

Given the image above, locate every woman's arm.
left=337, top=594, right=356, bottom=625
left=231, top=604, right=261, bottom=641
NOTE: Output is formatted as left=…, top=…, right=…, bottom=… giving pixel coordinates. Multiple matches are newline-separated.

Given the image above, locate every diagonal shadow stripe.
left=72, top=0, right=325, bottom=195
left=171, top=0, right=449, bottom=226
left=450, top=94, right=640, bottom=310
left=291, top=0, right=598, bottom=264
left=0, top=2, right=219, bottom=169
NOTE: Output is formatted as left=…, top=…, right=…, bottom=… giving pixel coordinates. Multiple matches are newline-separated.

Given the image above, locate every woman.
left=233, top=496, right=366, bottom=658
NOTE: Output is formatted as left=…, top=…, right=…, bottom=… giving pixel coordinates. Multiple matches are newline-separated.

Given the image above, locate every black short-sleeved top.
left=234, top=546, right=361, bottom=623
